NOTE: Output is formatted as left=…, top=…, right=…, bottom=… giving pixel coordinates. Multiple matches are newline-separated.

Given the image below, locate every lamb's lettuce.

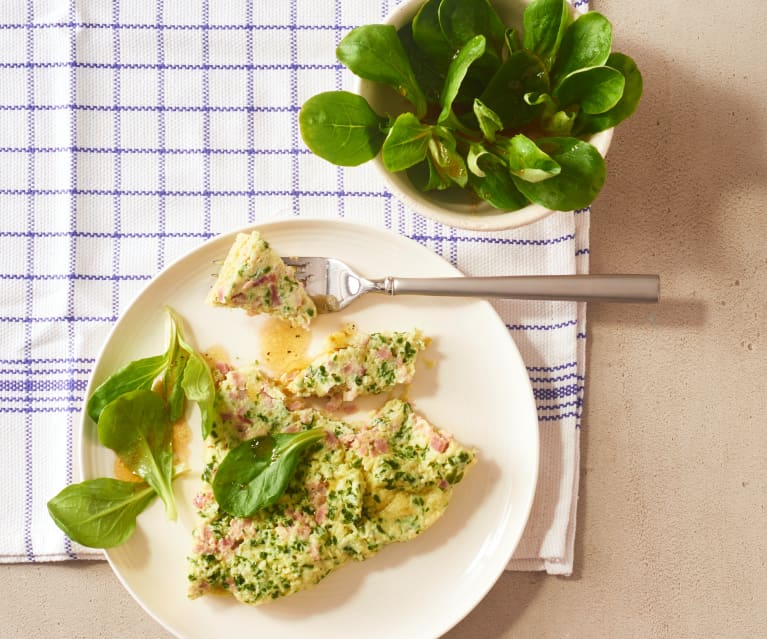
left=299, top=0, right=642, bottom=213
left=49, top=307, right=214, bottom=547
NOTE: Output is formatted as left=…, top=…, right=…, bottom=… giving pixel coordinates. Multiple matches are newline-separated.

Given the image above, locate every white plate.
left=80, top=218, right=539, bottom=639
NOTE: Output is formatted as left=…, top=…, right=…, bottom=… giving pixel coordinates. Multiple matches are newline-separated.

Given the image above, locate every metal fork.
left=282, top=256, right=660, bottom=313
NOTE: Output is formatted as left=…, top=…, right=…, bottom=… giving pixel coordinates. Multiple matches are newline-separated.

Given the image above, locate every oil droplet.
left=204, top=344, right=231, bottom=368
left=327, top=323, right=358, bottom=349
left=112, top=417, right=192, bottom=481
left=113, top=456, right=142, bottom=483
left=173, top=417, right=192, bottom=465
left=258, top=317, right=311, bottom=375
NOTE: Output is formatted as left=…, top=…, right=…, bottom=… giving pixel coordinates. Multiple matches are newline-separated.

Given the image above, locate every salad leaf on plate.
left=47, top=478, right=157, bottom=549
left=98, top=389, right=177, bottom=521
left=49, top=306, right=215, bottom=547
left=212, top=428, right=326, bottom=517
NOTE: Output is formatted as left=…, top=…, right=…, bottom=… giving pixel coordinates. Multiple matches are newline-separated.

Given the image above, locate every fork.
left=282, top=256, right=660, bottom=313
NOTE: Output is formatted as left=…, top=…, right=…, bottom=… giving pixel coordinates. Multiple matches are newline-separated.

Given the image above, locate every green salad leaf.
left=473, top=98, right=503, bottom=141
left=163, top=314, right=188, bottom=424
left=480, top=49, right=550, bottom=129
left=49, top=306, right=214, bottom=548
left=575, top=53, right=643, bottom=134
left=438, top=0, right=506, bottom=52
left=554, top=65, right=626, bottom=114
left=98, top=389, right=177, bottom=520
left=337, top=24, right=427, bottom=118
left=47, top=478, right=157, bottom=548
left=429, top=130, right=468, bottom=187
left=511, top=136, right=606, bottom=210
left=505, top=27, right=522, bottom=53
left=169, top=307, right=216, bottom=439
left=299, top=91, right=386, bottom=167
left=523, top=0, right=570, bottom=70
left=467, top=152, right=529, bottom=211
left=551, top=10, right=613, bottom=82
left=438, top=0, right=506, bottom=79
left=86, top=354, right=168, bottom=424
left=382, top=112, right=433, bottom=172
left=438, top=34, right=487, bottom=123
left=212, top=428, right=326, bottom=517
left=506, top=133, right=562, bottom=183
left=412, top=0, right=454, bottom=66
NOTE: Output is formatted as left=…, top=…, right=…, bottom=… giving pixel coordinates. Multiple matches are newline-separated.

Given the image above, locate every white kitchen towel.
left=0, top=0, right=589, bottom=573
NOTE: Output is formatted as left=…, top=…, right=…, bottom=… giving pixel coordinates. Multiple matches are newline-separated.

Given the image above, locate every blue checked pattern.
left=0, top=0, right=589, bottom=572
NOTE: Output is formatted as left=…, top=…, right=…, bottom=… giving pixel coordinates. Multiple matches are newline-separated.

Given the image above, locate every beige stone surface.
left=3, top=1, right=766, bottom=637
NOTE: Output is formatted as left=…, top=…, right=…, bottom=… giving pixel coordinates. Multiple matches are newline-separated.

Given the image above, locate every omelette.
left=282, top=328, right=429, bottom=402
left=207, top=231, right=316, bottom=329
left=187, top=362, right=475, bottom=605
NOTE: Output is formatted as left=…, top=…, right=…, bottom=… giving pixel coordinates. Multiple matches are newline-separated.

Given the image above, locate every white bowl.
left=356, top=0, right=614, bottom=231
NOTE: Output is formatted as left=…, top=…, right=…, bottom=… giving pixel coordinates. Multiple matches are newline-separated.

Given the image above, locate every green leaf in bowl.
left=506, top=133, right=562, bottom=183
left=337, top=24, right=427, bottom=118
left=412, top=0, right=454, bottom=66
left=511, top=136, right=606, bottom=210
left=438, top=34, right=487, bottom=123
left=480, top=49, right=550, bottom=129
left=473, top=99, right=503, bottom=141
left=382, top=112, right=433, bottom=172
left=523, top=0, right=570, bottom=69
left=575, top=53, right=643, bottom=133
left=468, top=152, right=530, bottom=211
left=299, top=91, right=386, bottom=167
left=554, top=65, right=626, bottom=114
left=551, top=11, right=613, bottom=83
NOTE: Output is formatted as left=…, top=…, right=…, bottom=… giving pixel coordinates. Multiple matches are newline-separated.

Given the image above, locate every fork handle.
left=378, top=274, right=660, bottom=303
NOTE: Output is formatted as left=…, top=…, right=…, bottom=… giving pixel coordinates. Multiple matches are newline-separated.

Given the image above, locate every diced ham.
left=269, top=283, right=280, bottom=306
left=373, top=438, right=389, bottom=455
left=192, top=491, right=213, bottom=510
left=324, top=430, right=340, bottom=448
left=285, top=398, right=304, bottom=411
left=307, top=480, right=329, bottom=524
left=241, top=272, right=277, bottom=292
left=215, top=361, right=233, bottom=375
left=193, top=524, right=216, bottom=554
left=430, top=434, right=449, bottom=453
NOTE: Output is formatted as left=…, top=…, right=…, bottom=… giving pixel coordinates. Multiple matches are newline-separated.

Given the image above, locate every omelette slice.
left=207, top=230, right=316, bottom=329
left=282, top=328, right=428, bottom=402
left=187, top=364, right=474, bottom=606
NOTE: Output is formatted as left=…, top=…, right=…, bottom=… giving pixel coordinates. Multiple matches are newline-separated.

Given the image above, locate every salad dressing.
left=258, top=317, right=311, bottom=376
left=112, top=417, right=192, bottom=482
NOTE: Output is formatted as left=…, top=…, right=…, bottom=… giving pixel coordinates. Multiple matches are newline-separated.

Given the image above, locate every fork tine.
left=281, top=257, right=311, bottom=283
left=280, top=256, right=328, bottom=297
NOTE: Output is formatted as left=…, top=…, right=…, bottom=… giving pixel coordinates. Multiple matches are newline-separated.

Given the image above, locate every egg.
left=187, top=362, right=474, bottom=605
left=282, top=329, right=429, bottom=402
left=207, top=231, right=316, bottom=329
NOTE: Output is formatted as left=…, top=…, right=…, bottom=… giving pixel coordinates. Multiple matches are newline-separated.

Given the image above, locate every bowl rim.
left=356, top=0, right=614, bottom=231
